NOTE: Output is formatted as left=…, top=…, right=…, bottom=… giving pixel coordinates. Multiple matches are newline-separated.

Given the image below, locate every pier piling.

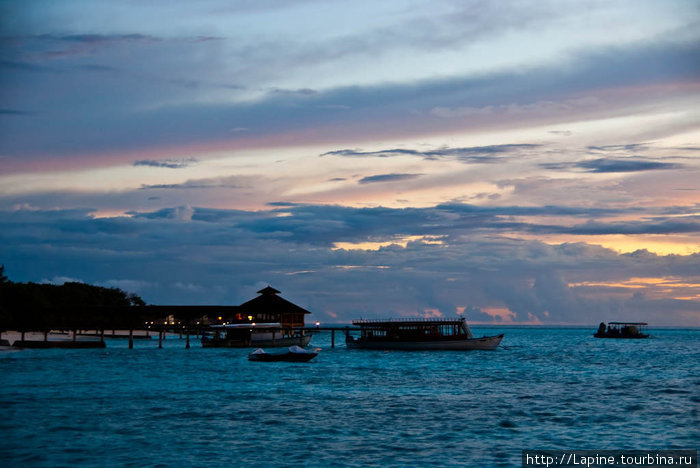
left=128, top=329, right=134, bottom=349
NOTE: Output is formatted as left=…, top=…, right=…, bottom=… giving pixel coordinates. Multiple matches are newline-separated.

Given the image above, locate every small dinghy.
left=248, top=345, right=318, bottom=362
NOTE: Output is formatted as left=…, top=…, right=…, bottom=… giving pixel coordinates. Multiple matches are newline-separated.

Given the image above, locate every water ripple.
left=1, top=327, right=698, bottom=467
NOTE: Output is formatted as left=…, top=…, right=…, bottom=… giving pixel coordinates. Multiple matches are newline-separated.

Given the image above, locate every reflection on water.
left=1, top=327, right=698, bottom=467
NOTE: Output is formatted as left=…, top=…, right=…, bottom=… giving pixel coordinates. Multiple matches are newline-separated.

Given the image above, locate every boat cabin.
left=594, top=322, right=649, bottom=339
left=201, top=322, right=310, bottom=348
left=351, top=317, right=474, bottom=342
left=346, top=316, right=503, bottom=350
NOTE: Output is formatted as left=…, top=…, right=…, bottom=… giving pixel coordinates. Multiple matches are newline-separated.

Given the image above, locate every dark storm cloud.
left=1, top=205, right=698, bottom=324
left=130, top=203, right=696, bottom=247
left=358, top=173, right=423, bottom=184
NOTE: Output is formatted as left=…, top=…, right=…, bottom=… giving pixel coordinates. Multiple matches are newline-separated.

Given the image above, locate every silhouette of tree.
left=0, top=268, right=147, bottom=330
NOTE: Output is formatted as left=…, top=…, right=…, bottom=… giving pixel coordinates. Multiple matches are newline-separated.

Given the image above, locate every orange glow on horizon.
left=333, top=235, right=444, bottom=251
left=482, top=307, right=517, bottom=322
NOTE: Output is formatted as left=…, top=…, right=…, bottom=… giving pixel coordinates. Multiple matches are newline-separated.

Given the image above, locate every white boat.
left=201, top=323, right=311, bottom=348
left=346, top=317, right=503, bottom=350
left=248, top=346, right=318, bottom=362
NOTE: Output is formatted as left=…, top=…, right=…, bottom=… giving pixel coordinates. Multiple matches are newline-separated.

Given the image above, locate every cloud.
left=577, top=159, right=682, bottom=173
left=133, top=158, right=198, bottom=169
left=2, top=31, right=698, bottom=169
left=124, top=202, right=700, bottom=247
left=269, top=87, right=318, bottom=96
left=0, top=109, right=35, bottom=116
left=587, top=144, right=649, bottom=153
left=40, top=275, right=84, bottom=285
left=55, top=33, right=158, bottom=44
left=358, top=173, right=423, bottom=184
left=73, top=64, right=117, bottom=72
left=266, top=201, right=305, bottom=207
left=139, top=175, right=242, bottom=190
left=562, top=218, right=700, bottom=236
left=321, top=144, right=540, bottom=163
left=541, top=158, right=682, bottom=173
left=321, top=148, right=423, bottom=158
left=172, top=205, right=194, bottom=221
left=1, top=205, right=698, bottom=325
left=0, top=2, right=698, bottom=326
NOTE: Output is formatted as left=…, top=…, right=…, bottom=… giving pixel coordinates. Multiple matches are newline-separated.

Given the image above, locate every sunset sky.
left=1, top=0, right=699, bottom=325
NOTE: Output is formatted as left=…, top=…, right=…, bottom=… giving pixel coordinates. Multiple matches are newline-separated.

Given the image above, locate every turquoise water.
left=1, top=327, right=698, bottom=467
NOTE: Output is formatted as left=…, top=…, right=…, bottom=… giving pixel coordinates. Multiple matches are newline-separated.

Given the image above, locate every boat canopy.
left=352, top=317, right=468, bottom=326
left=210, top=323, right=283, bottom=329
left=351, top=317, right=474, bottom=340
left=607, top=322, right=648, bottom=326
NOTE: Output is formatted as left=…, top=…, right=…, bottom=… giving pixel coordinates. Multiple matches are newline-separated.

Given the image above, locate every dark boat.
left=247, top=345, right=318, bottom=362
left=202, top=323, right=311, bottom=348
left=594, top=322, right=650, bottom=339
left=346, top=317, right=503, bottom=350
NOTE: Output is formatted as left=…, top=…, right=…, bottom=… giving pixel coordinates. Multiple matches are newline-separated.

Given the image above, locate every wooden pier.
left=303, top=326, right=356, bottom=348
left=0, top=286, right=352, bottom=350
left=1, top=325, right=357, bottom=349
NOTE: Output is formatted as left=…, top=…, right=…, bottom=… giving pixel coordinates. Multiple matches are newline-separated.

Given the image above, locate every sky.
left=1, top=0, right=699, bottom=325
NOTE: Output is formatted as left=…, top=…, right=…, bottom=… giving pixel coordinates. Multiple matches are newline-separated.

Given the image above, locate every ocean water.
left=1, top=327, right=698, bottom=467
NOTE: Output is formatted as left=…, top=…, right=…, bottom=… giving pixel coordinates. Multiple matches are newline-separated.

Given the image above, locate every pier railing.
left=352, top=317, right=466, bottom=325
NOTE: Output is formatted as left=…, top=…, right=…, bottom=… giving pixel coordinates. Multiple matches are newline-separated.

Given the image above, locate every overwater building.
left=146, top=286, right=310, bottom=327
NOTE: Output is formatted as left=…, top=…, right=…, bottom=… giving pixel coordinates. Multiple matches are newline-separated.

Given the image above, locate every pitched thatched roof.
left=239, top=286, right=310, bottom=315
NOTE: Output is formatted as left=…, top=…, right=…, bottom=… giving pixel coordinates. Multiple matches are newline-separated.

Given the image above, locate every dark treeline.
left=0, top=265, right=148, bottom=331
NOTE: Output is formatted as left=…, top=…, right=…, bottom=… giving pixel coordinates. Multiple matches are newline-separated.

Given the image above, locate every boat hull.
left=346, top=334, right=503, bottom=350
left=202, top=334, right=311, bottom=348
left=248, top=351, right=317, bottom=362
left=593, top=333, right=649, bottom=339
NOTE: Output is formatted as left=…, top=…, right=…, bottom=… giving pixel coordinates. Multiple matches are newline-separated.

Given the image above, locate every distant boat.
left=248, top=346, right=318, bottom=362
left=594, top=322, right=650, bottom=339
left=346, top=317, right=503, bottom=350
left=201, top=323, right=311, bottom=348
